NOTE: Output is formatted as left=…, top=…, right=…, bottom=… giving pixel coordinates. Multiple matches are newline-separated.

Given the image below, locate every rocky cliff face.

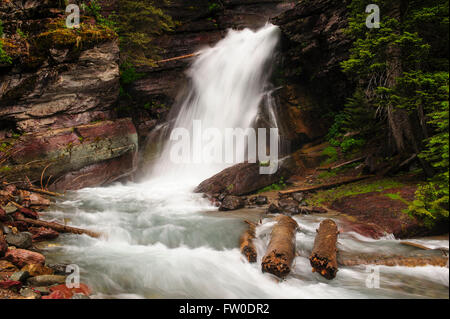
left=0, top=1, right=137, bottom=190
left=270, top=0, right=353, bottom=150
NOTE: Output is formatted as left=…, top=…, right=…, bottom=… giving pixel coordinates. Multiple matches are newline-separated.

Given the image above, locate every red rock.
left=29, top=227, right=59, bottom=242
left=42, top=290, right=66, bottom=299
left=19, top=207, right=39, bottom=219
left=49, top=284, right=73, bottom=299
left=0, top=280, right=22, bottom=290
left=4, top=249, right=45, bottom=268
left=49, top=283, right=91, bottom=299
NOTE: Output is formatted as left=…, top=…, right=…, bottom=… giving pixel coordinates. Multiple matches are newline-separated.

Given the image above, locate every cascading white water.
left=41, top=24, right=449, bottom=299
left=151, top=24, right=280, bottom=183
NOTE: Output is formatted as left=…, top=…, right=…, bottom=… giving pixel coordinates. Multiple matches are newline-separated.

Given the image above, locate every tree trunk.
left=240, top=221, right=257, bottom=263
left=16, top=216, right=101, bottom=238
left=261, top=215, right=298, bottom=278
left=309, top=219, right=339, bottom=279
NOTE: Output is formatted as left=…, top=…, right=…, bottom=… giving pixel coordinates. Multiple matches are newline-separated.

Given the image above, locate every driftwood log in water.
left=309, top=219, right=339, bottom=279
left=261, top=215, right=298, bottom=278
left=338, top=254, right=449, bottom=267
left=16, top=216, right=101, bottom=238
left=240, top=220, right=257, bottom=263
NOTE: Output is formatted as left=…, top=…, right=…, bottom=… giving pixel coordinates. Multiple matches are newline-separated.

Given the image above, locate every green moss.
left=257, top=177, right=287, bottom=193
left=385, top=193, right=410, bottom=205
left=35, top=19, right=117, bottom=51
left=306, top=178, right=405, bottom=206
left=317, top=170, right=337, bottom=179
left=321, top=146, right=339, bottom=165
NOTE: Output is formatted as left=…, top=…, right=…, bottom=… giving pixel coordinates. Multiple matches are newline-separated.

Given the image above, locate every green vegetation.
left=305, top=178, right=404, bottom=206
left=321, top=146, right=338, bottom=165
left=258, top=177, right=287, bottom=193
left=36, top=17, right=117, bottom=51
left=328, top=0, right=449, bottom=225
left=0, top=20, right=12, bottom=64
left=110, top=0, right=175, bottom=66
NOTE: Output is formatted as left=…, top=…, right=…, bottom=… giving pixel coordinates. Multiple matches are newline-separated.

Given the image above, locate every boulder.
left=291, top=192, right=304, bottom=203
left=29, top=227, right=59, bottom=242
left=195, top=158, right=298, bottom=196
left=219, top=196, right=245, bottom=211
left=4, top=248, right=45, bottom=268
left=278, top=199, right=300, bottom=215
left=267, top=203, right=281, bottom=214
left=9, top=271, right=29, bottom=283
left=1, top=203, right=17, bottom=214
left=27, top=275, right=67, bottom=286
left=21, top=264, right=54, bottom=277
left=20, top=287, right=41, bottom=299
left=5, top=232, right=33, bottom=249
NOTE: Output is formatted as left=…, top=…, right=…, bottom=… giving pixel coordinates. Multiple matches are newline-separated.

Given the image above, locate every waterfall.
left=150, top=24, right=281, bottom=183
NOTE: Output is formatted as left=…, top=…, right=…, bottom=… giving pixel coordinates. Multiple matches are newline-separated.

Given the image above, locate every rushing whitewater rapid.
left=42, top=25, right=449, bottom=299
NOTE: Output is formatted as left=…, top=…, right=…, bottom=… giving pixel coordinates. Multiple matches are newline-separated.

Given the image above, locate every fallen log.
left=19, top=187, right=62, bottom=197
left=279, top=175, right=374, bottom=195
left=240, top=220, right=257, bottom=263
left=338, top=255, right=448, bottom=268
left=155, top=52, right=199, bottom=64
left=317, top=156, right=366, bottom=172
left=309, top=219, right=339, bottom=280
left=15, top=216, right=100, bottom=238
left=261, top=215, right=298, bottom=278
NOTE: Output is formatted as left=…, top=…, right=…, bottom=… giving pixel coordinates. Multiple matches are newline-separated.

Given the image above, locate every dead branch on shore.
left=261, top=215, right=298, bottom=278
left=240, top=220, right=257, bottom=263
left=309, top=219, right=339, bottom=279
left=317, top=156, right=366, bottom=171
left=279, top=175, right=374, bottom=195
left=155, top=52, right=200, bottom=64
left=18, top=187, right=62, bottom=197
left=15, top=215, right=101, bottom=238
left=40, top=163, right=52, bottom=191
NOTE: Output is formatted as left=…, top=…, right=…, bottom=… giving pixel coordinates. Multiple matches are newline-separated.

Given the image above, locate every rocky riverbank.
left=0, top=182, right=92, bottom=299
